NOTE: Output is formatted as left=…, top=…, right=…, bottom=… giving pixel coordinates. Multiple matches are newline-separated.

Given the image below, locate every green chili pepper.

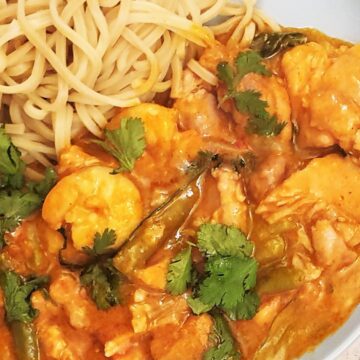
left=251, top=32, right=308, bottom=58
left=114, top=177, right=201, bottom=277
left=10, top=321, right=39, bottom=360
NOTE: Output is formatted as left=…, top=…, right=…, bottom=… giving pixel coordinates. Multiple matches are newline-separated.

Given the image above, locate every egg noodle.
left=0, top=0, right=279, bottom=174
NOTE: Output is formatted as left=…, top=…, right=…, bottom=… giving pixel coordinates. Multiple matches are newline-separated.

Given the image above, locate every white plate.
left=236, top=0, right=360, bottom=359
left=258, top=0, right=360, bottom=43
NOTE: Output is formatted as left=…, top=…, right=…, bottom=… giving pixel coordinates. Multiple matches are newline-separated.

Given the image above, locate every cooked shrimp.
left=108, top=103, right=203, bottom=185
left=42, top=166, right=143, bottom=250
left=283, top=43, right=360, bottom=153
left=57, top=145, right=102, bottom=176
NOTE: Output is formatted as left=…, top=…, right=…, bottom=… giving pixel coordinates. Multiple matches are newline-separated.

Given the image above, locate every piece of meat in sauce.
left=282, top=43, right=360, bottom=154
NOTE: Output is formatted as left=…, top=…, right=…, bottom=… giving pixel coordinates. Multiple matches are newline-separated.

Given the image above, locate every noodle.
left=0, top=0, right=278, bottom=169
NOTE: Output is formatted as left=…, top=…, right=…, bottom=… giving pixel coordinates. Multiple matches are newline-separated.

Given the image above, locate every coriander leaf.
left=246, top=113, right=287, bottom=137
left=95, top=117, right=145, bottom=173
left=226, top=291, right=260, bottom=321
left=0, top=127, right=25, bottom=189
left=197, top=256, right=259, bottom=320
left=80, top=260, right=122, bottom=310
left=27, top=168, right=57, bottom=199
left=204, top=313, right=240, bottom=360
left=0, top=271, right=49, bottom=323
left=217, top=62, right=235, bottom=91
left=197, top=223, right=253, bottom=258
left=166, top=246, right=192, bottom=295
left=83, top=228, right=117, bottom=256
left=0, top=191, right=41, bottom=219
left=233, top=90, right=286, bottom=137
left=187, top=297, right=213, bottom=315
left=235, top=50, right=271, bottom=81
left=233, top=90, right=268, bottom=119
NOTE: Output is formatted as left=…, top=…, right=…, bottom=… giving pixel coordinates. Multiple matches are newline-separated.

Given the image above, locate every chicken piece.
left=211, top=167, right=249, bottom=233
left=174, top=89, right=235, bottom=143
left=247, top=153, right=288, bottom=203
left=230, top=291, right=296, bottom=359
left=254, top=258, right=360, bottom=360
left=257, top=154, right=360, bottom=224
left=42, top=166, right=143, bottom=250
left=32, top=291, right=103, bottom=360
left=311, top=219, right=357, bottom=269
left=108, top=103, right=203, bottom=186
left=150, top=315, right=213, bottom=360
left=130, top=289, right=189, bottom=333
left=49, top=273, right=94, bottom=330
left=282, top=43, right=360, bottom=153
left=257, top=154, right=360, bottom=270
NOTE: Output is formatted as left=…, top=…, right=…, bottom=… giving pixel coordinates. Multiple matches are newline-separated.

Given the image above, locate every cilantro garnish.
left=0, top=271, right=49, bottom=323
left=0, top=128, right=57, bottom=247
left=0, top=127, right=25, bottom=189
left=204, top=312, right=240, bottom=360
left=83, top=228, right=117, bottom=256
left=197, top=255, right=259, bottom=320
left=95, top=117, right=146, bottom=173
left=234, top=51, right=271, bottom=82
left=80, top=260, right=122, bottom=310
left=217, top=51, right=286, bottom=137
left=197, top=223, right=253, bottom=258
left=80, top=229, right=123, bottom=310
left=166, top=246, right=192, bottom=295
left=166, top=223, right=260, bottom=322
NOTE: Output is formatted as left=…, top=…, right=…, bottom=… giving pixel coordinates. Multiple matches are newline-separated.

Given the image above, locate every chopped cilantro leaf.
left=197, top=223, right=253, bottom=258
left=204, top=313, right=240, bottom=360
left=27, top=168, right=57, bottom=200
left=83, top=228, right=117, bottom=256
left=188, top=224, right=260, bottom=320
left=95, top=117, right=146, bottom=173
left=0, top=271, right=49, bottom=323
left=166, top=246, right=192, bottom=295
left=235, top=51, right=271, bottom=81
left=217, top=62, right=235, bottom=91
left=232, top=90, right=286, bottom=136
left=198, top=256, right=259, bottom=320
left=246, top=113, right=287, bottom=137
left=187, top=297, right=213, bottom=315
left=0, top=127, right=25, bottom=189
left=233, top=90, right=268, bottom=119
left=0, top=191, right=41, bottom=220
left=216, top=51, right=285, bottom=137
left=80, top=260, right=122, bottom=310
left=80, top=229, right=122, bottom=310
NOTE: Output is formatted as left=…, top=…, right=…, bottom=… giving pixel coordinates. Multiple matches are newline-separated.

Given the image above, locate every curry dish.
left=1, top=26, right=360, bottom=360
